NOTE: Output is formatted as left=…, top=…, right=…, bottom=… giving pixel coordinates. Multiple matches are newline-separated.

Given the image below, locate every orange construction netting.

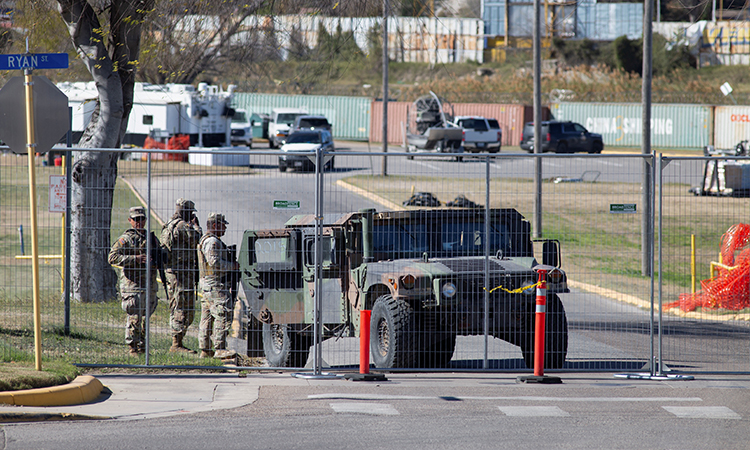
left=667, top=223, right=750, bottom=312
left=142, top=134, right=190, bottom=162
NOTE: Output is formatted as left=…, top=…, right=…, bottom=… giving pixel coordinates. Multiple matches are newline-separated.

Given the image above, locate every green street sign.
left=273, top=200, right=301, bottom=210
left=610, top=203, right=637, bottom=214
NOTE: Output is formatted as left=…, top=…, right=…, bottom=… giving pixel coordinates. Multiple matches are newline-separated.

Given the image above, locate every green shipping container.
left=550, top=102, right=712, bottom=150
left=232, top=93, right=371, bottom=141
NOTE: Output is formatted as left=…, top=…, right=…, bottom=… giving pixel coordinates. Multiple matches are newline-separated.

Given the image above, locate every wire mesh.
left=1, top=145, right=748, bottom=373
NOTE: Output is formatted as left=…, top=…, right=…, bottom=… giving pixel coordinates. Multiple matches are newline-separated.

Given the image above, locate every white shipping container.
left=714, top=106, right=750, bottom=150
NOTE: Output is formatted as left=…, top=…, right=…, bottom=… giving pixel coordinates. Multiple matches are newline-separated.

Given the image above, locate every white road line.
left=663, top=406, right=741, bottom=419
left=309, top=394, right=703, bottom=402
left=498, top=406, right=569, bottom=417
left=413, top=161, right=443, bottom=171
left=330, top=402, right=400, bottom=415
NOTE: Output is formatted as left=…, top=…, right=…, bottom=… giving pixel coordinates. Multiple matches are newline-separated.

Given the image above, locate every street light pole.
left=381, top=0, right=389, bottom=177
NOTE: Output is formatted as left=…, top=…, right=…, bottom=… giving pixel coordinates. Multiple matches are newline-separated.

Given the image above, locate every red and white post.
left=533, top=269, right=548, bottom=377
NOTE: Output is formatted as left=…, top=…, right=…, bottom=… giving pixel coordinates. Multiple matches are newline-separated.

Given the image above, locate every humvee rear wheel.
left=416, top=332, right=456, bottom=368
left=520, top=294, right=568, bottom=370
left=370, top=295, right=415, bottom=368
left=262, top=324, right=311, bottom=367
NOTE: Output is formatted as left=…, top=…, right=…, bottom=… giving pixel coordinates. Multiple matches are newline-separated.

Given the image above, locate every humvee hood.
left=367, top=256, right=534, bottom=276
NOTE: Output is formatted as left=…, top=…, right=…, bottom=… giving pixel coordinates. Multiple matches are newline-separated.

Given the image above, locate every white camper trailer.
left=58, top=82, right=236, bottom=147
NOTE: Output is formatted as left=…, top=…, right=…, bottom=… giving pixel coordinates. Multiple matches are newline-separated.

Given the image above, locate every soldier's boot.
left=213, top=349, right=237, bottom=359
left=199, top=349, right=214, bottom=359
left=169, top=336, right=197, bottom=354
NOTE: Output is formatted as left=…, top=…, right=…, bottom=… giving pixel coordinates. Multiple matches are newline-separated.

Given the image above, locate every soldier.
left=108, top=206, right=164, bottom=356
left=161, top=198, right=202, bottom=353
left=197, top=213, right=239, bottom=359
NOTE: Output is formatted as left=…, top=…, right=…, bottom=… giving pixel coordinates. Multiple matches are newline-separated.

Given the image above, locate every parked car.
left=230, top=108, right=253, bottom=147
left=278, top=129, right=335, bottom=172
left=293, top=115, right=332, bottom=134
left=452, top=116, right=502, bottom=153
left=520, top=121, right=603, bottom=153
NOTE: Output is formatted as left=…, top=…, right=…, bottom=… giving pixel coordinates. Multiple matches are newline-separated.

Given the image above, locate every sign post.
left=0, top=50, right=69, bottom=371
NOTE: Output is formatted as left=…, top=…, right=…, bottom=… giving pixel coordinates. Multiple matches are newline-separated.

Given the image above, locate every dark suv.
left=520, top=121, right=603, bottom=153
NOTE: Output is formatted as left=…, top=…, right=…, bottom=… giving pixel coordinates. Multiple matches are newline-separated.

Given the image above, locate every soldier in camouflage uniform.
left=161, top=198, right=202, bottom=353
left=108, top=206, right=163, bottom=356
left=197, top=212, right=238, bottom=359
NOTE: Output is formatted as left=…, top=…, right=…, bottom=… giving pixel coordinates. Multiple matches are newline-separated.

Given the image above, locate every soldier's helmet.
left=175, top=198, right=196, bottom=213
left=207, top=212, right=228, bottom=225
left=129, top=206, right=146, bottom=220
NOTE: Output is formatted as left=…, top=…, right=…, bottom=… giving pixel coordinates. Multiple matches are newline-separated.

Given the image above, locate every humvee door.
left=240, top=229, right=304, bottom=324
left=300, top=229, right=344, bottom=323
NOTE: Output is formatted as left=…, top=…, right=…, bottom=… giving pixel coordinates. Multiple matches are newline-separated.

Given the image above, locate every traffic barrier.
left=360, top=309, right=371, bottom=375
left=534, top=269, right=548, bottom=377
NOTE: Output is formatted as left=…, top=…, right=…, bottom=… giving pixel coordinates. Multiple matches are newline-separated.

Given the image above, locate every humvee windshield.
left=372, top=221, right=511, bottom=259
left=255, top=237, right=292, bottom=264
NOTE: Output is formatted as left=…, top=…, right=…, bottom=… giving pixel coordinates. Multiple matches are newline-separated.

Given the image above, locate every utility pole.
left=381, top=0, right=389, bottom=177
left=533, top=0, right=543, bottom=238
left=642, top=0, right=654, bottom=277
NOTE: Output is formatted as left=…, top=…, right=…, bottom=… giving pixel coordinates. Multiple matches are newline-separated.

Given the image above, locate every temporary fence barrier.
left=0, top=145, right=748, bottom=374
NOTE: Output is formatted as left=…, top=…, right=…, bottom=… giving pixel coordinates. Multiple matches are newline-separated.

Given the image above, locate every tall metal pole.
left=483, top=156, right=490, bottom=369
left=24, top=66, right=42, bottom=371
left=533, top=0, right=543, bottom=239
left=642, top=0, right=654, bottom=277
left=145, top=153, right=152, bottom=365
left=63, top=110, right=72, bottom=336
left=381, top=0, right=389, bottom=176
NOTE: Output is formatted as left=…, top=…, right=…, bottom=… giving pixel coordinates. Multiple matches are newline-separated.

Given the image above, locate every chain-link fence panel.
left=657, top=155, right=750, bottom=374
left=3, top=145, right=748, bottom=374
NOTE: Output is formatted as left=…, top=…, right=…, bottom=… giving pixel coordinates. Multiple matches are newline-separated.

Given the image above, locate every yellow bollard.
left=691, top=235, right=696, bottom=294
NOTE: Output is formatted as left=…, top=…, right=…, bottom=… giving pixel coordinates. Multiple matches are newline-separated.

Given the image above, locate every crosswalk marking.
left=330, top=402, right=400, bottom=415
left=663, top=406, right=741, bottom=419
left=309, top=393, right=703, bottom=403
left=498, top=406, right=569, bottom=417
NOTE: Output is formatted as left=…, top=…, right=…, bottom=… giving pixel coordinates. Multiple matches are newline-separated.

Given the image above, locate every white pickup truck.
left=268, top=107, right=308, bottom=148
left=452, top=116, right=502, bottom=153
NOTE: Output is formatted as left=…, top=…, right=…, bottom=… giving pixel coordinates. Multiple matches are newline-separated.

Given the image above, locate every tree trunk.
left=58, top=0, right=152, bottom=302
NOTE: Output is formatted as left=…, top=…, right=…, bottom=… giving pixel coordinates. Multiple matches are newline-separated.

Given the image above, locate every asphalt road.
left=4, top=372, right=750, bottom=450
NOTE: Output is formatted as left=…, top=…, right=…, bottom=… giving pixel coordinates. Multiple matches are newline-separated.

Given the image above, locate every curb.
left=0, top=375, right=105, bottom=407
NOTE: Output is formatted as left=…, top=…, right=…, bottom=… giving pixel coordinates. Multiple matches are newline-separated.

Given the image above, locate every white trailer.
left=58, top=81, right=236, bottom=148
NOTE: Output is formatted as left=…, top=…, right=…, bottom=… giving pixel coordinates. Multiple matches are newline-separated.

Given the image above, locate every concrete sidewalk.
left=1, top=370, right=746, bottom=423
left=0, top=372, right=288, bottom=422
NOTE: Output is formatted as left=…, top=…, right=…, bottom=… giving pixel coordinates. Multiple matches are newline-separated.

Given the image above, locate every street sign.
left=610, top=204, right=637, bottom=214
left=0, top=53, right=69, bottom=71
left=0, top=76, right=70, bottom=154
left=49, top=175, right=66, bottom=213
left=273, top=200, right=301, bottom=210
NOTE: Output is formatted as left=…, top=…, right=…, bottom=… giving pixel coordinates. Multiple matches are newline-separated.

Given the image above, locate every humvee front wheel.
left=520, top=294, right=568, bottom=370
left=262, top=324, right=311, bottom=367
left=370, top=295, right=415, bottom=368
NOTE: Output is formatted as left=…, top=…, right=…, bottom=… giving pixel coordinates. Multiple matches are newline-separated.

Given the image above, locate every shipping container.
left=714, top=106, right=750, bottom=150
left=232, top=93, right=371, bottom=141
left=371, top=101, right=539, bottom=147
left=551, top=102, right=712, bottom=150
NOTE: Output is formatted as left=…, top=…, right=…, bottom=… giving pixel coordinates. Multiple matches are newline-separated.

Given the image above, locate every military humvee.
left=239, top=208, right=569, bottom=369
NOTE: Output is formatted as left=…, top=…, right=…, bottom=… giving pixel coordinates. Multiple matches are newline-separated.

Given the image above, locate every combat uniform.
left=197, top=213, right=237, bottom=356
left=108, top=207, right=160, bottom=355
left=161, top=198, right=202, bottom=351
